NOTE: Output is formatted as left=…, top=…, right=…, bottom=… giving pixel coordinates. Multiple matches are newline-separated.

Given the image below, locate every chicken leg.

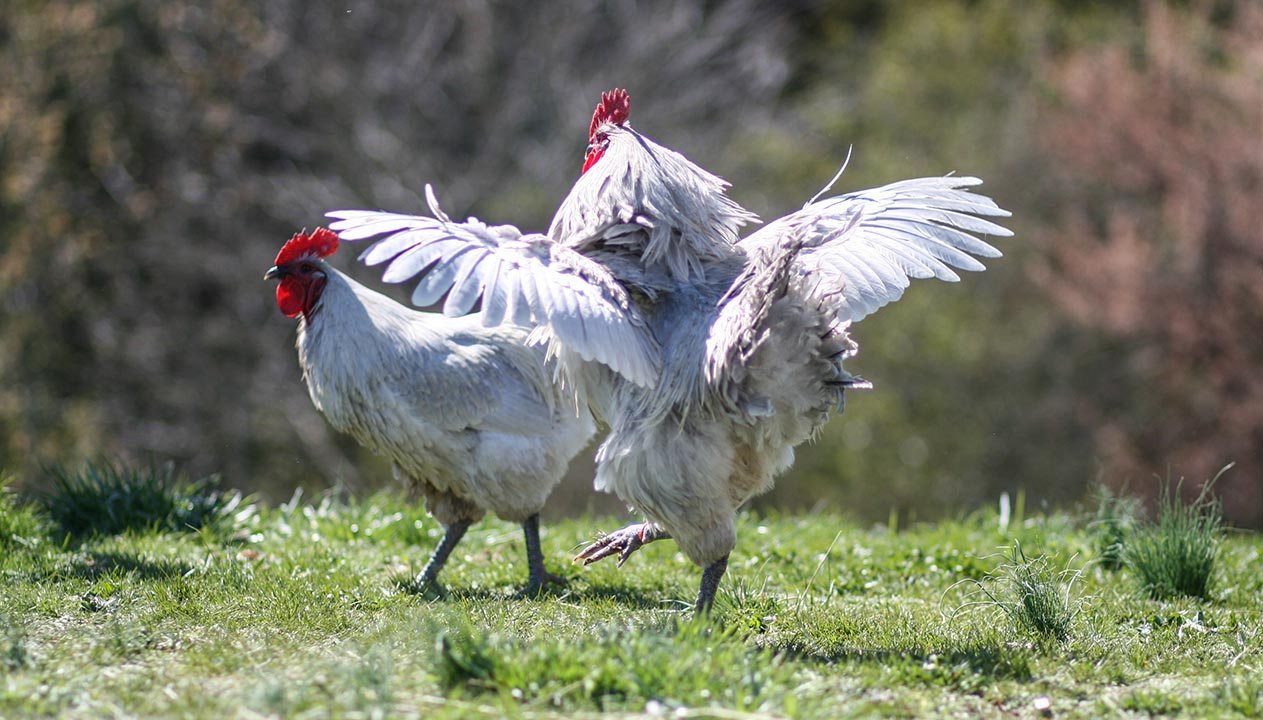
left=577, top=522, right=728, bottom=613
left=412, top=519, right=471, bottom=591
left=521, top=513, right=567, bottom=596
left=695, top=555, right=729, bottom=614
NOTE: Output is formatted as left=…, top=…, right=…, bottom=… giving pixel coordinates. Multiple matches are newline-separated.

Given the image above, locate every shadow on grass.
left=396, top=577, right=679, bottom=611
left=25, top=550, right=194, bottom=584
left=570, top=582, right=684, bottom=611
left=767, top=639, right=1033, bottom=682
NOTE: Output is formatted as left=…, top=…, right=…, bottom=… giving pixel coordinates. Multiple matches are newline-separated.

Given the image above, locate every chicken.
left=326, top=89, right=1012, bottom=612
left=264, top=228, right=595, bottom=595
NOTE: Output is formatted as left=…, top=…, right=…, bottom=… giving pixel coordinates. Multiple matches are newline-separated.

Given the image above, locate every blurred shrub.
left=747, top=0, right=1121, bottom=519
left=1034, top=1, right=1263, bottom=525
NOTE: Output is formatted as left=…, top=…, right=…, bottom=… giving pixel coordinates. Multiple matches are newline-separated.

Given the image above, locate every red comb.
left=275, top=227, right=339, bottom=266
left=588, top=88, right=631, bottom=141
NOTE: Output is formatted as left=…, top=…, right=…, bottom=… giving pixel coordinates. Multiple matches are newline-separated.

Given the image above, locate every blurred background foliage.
left=2, top=0, right=1259, bottom=526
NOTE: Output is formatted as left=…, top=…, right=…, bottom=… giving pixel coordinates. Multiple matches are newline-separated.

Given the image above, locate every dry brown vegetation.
left=1035, top=1, right=1263, bottom=524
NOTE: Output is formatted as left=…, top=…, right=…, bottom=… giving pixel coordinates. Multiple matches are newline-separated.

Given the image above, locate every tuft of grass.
left=0, top=612, right=28, bottom=671
left=716, top=577, right=782, bottom=636
left=0, top=473, right=47, bottom=549
left=973, top=543, right=1077, bottom=643
left=40, top=460, right=252, bottom=540
left=1089, top=483, right=1139, bottom=571
left=1120, top=687, right=1184, bottom=715
left=1215, top=675, right=1263, bottom=717
left=1125, top=470, right=1225, bottom=600
left=433, top=626, right=498, bottom=690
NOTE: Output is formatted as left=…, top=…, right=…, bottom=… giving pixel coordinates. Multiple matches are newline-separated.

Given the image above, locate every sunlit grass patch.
left=0, top=611, right=28, bottom=672
left=40, top=460, right=253, bottom=540
left=0, top=473, right=47, bottom=550
left=431, top=618, right=800, bottom=713
left=0, top=486, right=1258, bottom=719
left=1089, top=482, right=1140, bottom=571
left=968, top=543, right=1078, bottom=643
left=1125, top=470, right=1225, bottom=600
left=1120, top=686, right=1185, bottom=716
left=1215, top=675, right=1263, bottom=717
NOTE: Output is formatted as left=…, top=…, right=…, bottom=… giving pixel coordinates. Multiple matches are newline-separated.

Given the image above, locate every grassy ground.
left=1, top=480, right=1260, bottom=719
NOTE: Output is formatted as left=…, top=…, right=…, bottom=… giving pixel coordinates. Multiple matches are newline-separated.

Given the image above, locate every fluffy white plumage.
left=327, top=103, right=1011, bottom=610
left=288, top=261, right=595, bottom=592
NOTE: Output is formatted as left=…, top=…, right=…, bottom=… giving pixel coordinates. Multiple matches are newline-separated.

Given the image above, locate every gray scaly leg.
left=412, top=519, right=471, bottom=592
left=695, top=554, right=730, bottom=614
left=521, top=513, right=566, bottom=596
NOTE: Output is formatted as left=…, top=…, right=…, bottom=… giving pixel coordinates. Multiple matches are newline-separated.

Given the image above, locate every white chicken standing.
left=265, top=228, right=595, bottom=594
left=327, top=89, right=1013, bottom=612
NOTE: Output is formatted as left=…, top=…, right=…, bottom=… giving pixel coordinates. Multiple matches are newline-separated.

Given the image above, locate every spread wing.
left=326, top=187, right=661, bottom=387
left=739, top=175, right=1013, bottom=324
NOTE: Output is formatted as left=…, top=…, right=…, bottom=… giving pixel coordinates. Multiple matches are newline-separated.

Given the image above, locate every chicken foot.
left=574, top=522, right=670, bottom=567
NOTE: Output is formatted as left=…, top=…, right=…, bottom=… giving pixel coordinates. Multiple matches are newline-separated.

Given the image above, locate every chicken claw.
left=574, top=522, right=669, bottom=568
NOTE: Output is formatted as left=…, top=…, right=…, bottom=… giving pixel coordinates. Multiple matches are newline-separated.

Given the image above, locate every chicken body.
left=275, top=250, right=595, bottom=593
left=544, top=126, right=869, bottom=576
left=591, top=264, right=852, bottom=571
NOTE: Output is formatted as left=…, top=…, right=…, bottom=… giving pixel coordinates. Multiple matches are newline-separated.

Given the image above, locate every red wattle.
left=276, top=278, right=304, bottom=318
left=582, top=149, right=602, bottom=173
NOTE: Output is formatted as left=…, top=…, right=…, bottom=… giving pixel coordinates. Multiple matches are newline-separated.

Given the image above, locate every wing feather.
left=358, top=228, right=434, bottom=266
left=866, top=222, right=989, bottom=272
left=442, top=250, right=489, bottom=317
left=478, top=259, right=509, bottom=327
left=328, top=193, right=660, bottom=386
left=740, top=174, right=1012, bottom=323
left=411, top=249, right=472, bottom=307
left=379, top=239, right=465, bottom=283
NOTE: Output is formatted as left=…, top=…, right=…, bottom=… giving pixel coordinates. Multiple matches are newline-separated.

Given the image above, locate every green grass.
left=0, top=483, right=1259, bottom=718
left=0, top=474, right=47, bottom=551
left=1125, top=475, right=1225, bottom=600
left=967, top=543, right=1078, bottom=643
left=39, top=461, right=252, bottom=541
left=1090, top=483, right=1140, bottom=572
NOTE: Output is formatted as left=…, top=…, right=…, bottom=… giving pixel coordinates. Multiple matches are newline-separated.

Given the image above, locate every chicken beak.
left=263, top=265, right=284, bottom=281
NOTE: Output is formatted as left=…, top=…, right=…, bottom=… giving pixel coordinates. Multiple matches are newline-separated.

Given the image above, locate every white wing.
left=326, top=188, right=661, bottom=387
left=740, top=175, right=1013, bottom=323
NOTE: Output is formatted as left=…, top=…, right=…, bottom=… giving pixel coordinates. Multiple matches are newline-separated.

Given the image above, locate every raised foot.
left=574, top=522, right=663, bottom=568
